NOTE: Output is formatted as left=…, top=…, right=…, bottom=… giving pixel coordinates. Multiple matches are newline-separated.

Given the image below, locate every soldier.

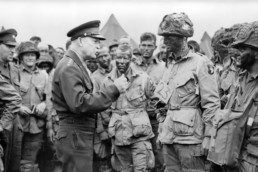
left=0, top=28, right=23, bottom=172
left=86, top=57, right=98, bottom=75
left=29, top=36, right=41, bottom=47
left=0, top=75, right=22, bottom=172
left=52, top=20, right=128, bottom=172
left=157, top=12, right=220, bottom=172
left=214, top=21, right=258, bottom=172
left=102, top=45, right=155, bottom=172
left=17, top=41, right=49, bottom=172
left=155, top=37, right=167, bottom=62
left=131, top=32, right=166, bottom=172
left=109, top=39, right=119, bottom=61
left=91, top=46, right=113, bottom=172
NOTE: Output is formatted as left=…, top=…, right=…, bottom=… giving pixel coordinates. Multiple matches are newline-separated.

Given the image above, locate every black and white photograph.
left=0, top=0, right=258, bottom=171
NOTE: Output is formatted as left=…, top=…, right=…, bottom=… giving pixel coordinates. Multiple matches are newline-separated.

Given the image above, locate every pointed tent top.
left=100, top=14, right=138, bottom=48
left=200, top=31, right=213, bottom=59
left=201, top=31, right=211, bottom=42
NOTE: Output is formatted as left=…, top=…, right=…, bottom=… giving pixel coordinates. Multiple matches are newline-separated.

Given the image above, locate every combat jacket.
left=0, top=74, right=21, bottom=130
left=91, top=66, right=113, bottom=144
left=131, top=56, right=166, bottom=124
left=52, top=50, right=120, bottom=128
left=19, top=65, right=48, bottom=133
left=225, top=70, right=258, bottom=163
left=159, top=50, right=220, bottom=144
left=45, top=69, right=59, bottom=135
left=103, top=66, right=155, bottom=146
left=219, top=64, right=239, bottom=96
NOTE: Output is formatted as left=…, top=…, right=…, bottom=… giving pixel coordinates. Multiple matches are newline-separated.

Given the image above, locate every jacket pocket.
left=176, top=74, right=197, bottom=98
left=126, top=86, right=146, bottom=107
left=131, top=112, right=152, bottom=137
left=171, top=110, right=196, bottom=136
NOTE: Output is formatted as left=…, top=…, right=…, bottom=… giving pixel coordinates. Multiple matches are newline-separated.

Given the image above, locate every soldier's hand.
left=19, top=105, right=32, bottom=116
left=100, top=131, right=109, bottom=141
left=114, top=74, right=129, bottom=93
left=35, top=102, right=46, bottom=116
left=47, top=129, right=55, bottom=143
left=202, top=136, right=211, bottom=156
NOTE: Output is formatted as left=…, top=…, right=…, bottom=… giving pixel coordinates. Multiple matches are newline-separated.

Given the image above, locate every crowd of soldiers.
left=0, top=11, right=258, bottom=172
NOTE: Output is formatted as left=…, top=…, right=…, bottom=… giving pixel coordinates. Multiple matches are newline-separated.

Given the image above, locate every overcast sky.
left=1, top=0, right=257, bottom=48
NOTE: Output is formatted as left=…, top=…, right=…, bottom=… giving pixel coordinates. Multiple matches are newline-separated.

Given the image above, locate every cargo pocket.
left=176, top=74, right=197, bottom=98
left=144, top=141, right=155, bottom=170
left=171, top=110, right=196, bottom=136
left=131, top=113, right=152, bottom=137
left=108, top=116, right=120, bottom=138
left=73, top=130, right=93, bottom=150
left=126, top=86, right=146, bottom=107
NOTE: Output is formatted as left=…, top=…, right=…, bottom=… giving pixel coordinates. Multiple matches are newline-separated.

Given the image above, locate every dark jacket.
left=52, top=50, right=120, bottom=125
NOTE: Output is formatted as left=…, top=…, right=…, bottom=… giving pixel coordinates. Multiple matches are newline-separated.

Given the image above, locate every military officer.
left=157, top=12, right=220, bottom=172
left=52, top=20, right=128, bottom=172
left=0, top=28, right=23, bottom=172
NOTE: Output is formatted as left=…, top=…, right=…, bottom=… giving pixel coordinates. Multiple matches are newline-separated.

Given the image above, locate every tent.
left=100, top=14, right=138, bottom=48
left=200, top=31, right=213, bottom=59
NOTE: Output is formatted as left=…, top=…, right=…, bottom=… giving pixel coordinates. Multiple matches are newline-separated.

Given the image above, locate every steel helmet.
left=17, top=41, right=40, bottom=60
left=232, top=22, right=258, bottom=49
left=158, top=12, right=194, bottom=37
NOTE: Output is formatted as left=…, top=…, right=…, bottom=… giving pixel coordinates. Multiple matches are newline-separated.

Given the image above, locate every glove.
left=99, top=131, right=109, bottom=141
left=113, top=74, right=129, bottom=93
left=35, top=102, right=46, bottom=116
left=19, top=105, right=32, bottom=117
left=202, top=136, right=211, bottom=156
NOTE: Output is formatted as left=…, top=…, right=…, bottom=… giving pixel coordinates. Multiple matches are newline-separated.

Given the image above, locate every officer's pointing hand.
left=114, top=74, right=129, bottom=93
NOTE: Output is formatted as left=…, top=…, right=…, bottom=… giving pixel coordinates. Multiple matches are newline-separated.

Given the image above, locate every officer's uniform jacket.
left=0, top=62, right=21, bottom=130
left=103, top=66, right=155, bottom=146
left=52, top=50, right=120, bottom=128
left=0, top=62, right=20, bottom=92
left=159, top=50, right=220, bottom=144
left=0, top=74, right=21, bottom=131
left=19, top=65, right=48, bottom=134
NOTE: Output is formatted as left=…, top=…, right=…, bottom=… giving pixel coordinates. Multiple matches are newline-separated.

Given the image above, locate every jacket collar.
left=65, top=49, right=92, bottom=90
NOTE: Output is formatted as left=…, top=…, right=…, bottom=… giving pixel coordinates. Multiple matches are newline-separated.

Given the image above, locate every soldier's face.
left=109, top=46, right=118, bottom=60
left=236, top=46, right=257, bottom=70
left=164, top=35, right=184, bottom=53
left=116, top=51, right=131, bottom=74
left=97, top=48, right=111, bottom=69
left=139, top=40, right=156, bottom=59
left=86, top=58, right=98, bottom=73
left=22, top=52, right=37, bottom=68
left=81, top=37, right=100, bottom=59
left=0, top=43, right=16, bottom=63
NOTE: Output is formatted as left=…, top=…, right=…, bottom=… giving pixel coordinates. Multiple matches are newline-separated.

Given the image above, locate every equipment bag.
left=207, top=92, right=258, bottom=167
